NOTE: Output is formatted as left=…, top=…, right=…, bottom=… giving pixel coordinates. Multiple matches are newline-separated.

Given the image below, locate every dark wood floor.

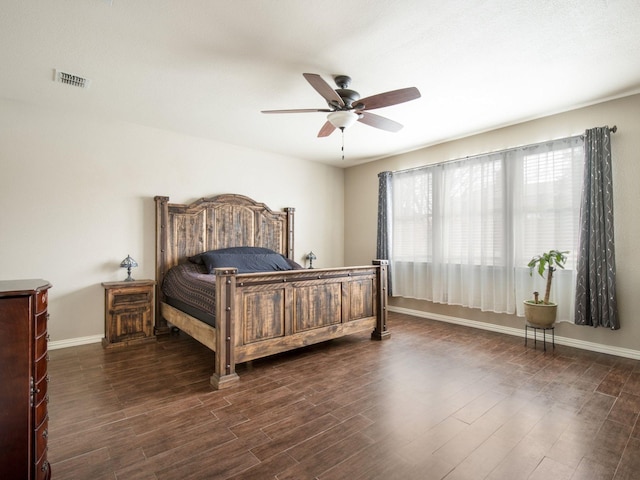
left=48, top=312, right=640, bottom=480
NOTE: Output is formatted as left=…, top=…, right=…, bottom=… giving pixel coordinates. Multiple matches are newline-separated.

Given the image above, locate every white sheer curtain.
left=390, top=137, right=584, bottom=322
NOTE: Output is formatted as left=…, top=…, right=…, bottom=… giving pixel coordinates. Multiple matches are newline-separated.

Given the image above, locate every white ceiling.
left=2, top=0, right=640, bottom=167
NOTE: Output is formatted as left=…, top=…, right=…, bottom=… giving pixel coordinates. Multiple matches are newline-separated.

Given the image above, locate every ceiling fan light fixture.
left=327, top=111, right=358, bottom=130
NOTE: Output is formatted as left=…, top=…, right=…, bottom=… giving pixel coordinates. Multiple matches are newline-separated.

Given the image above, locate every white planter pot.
left=523, top=301, right=557, bottom=328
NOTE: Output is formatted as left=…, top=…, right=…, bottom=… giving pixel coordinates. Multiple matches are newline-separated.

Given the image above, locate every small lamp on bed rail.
left=120, top=255, right=138, bottom=281
left=307, top=251, right=316, bottom=269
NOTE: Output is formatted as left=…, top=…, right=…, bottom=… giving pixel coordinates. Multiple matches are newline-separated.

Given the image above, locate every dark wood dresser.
left=0, top=279, right=52, bottom=480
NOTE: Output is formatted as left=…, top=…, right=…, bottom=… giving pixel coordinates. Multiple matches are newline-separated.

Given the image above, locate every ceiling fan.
left=261, top=73, right=421, bottom=138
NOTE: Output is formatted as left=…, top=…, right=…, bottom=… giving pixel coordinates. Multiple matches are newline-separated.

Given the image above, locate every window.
left=389, top=137, right=584, bottom=321
left=517, top=146, right=583, bottom=270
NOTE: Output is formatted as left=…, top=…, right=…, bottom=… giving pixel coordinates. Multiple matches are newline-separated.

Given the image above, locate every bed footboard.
left=210, top=260, right=389, bottom=389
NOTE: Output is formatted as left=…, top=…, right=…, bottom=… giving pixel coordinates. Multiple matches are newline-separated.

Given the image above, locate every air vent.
left=54, top=70, right=91, bottom=89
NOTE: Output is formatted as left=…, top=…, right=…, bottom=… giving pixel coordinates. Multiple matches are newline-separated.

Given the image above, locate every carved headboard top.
left=155, top=193, right=295, bottom=279
left=154, top=193, right=295, bottom=335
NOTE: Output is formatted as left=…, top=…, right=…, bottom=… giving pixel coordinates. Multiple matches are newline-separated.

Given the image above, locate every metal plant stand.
left=524, top=323, right=555, bottom=352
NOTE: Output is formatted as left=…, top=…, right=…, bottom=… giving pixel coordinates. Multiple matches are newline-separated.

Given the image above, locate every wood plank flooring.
left=48, top=312, right=640, bottom=479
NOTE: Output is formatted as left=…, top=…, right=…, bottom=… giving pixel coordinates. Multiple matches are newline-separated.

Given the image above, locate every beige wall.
left=3, top=93, right=638, bottom=351
left=0, top=98, right=344, bottom=342
left=345, top=94, right=640, bottom=354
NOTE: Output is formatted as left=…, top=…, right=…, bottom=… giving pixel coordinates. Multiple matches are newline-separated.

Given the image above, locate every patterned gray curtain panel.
left=574, top=126, right=619, bottom=329
left=377, top=171, right=392, bottom=295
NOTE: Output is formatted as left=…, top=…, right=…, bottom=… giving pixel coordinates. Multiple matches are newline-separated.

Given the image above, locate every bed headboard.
left=154, top=194, right=295, bottom=333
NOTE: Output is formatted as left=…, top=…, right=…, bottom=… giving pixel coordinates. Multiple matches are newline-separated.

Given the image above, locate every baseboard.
left=388, top=306, right=640, bottom=361
left=49, top=334, right=103, bottom=350
left=48, top=310, right=640, bottom=361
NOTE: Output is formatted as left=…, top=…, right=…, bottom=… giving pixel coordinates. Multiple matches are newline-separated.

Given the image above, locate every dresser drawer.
left=34, top=377, right=49, bottom=427
left=35, top=331, right=48, bottom=359
left=35, top=289, right=48, bottom=314
left=34, top=353, right=49, bottom=386
left=34, top=416, right=49, bottom=463
left=35, top=454, right=51, bottom=480
left=35, top=311, right=48, bottom=337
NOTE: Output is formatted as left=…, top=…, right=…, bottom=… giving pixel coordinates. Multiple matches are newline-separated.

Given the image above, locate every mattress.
left=162, top=262, right=216, bottom=326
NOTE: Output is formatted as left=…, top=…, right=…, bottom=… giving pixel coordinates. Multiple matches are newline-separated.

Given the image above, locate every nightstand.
left=102, top=279, right=156, bottom=348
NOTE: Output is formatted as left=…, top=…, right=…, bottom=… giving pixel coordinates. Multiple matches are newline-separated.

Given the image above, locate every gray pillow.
left=188, top=246, right=277, bottom=265
left=201, top=251, right=294, bottom=274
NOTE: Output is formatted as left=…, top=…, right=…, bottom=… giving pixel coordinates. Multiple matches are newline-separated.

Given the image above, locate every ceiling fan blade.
left=357, top=87, right=421, bottom=111
left=358, top=111, right=403, bottom=132
left=261, top=108, right=332, bottom=114
left=303, top=73, right=345, bottom=108
left=317, top=121, right=336, bottom=137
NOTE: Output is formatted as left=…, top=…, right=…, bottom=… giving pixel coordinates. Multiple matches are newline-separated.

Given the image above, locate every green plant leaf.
left=527, top=250, right=568, bottom=278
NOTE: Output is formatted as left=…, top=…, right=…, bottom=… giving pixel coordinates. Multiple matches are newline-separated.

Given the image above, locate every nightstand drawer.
left=110, top=288, right=153, bottom=309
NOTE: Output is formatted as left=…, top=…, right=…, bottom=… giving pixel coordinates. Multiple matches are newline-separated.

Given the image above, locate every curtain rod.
left=389, top=125, right=617, bottom=175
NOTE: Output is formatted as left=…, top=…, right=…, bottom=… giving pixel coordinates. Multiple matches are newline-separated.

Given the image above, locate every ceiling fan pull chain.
left=340, top=127, right=345, bottom=161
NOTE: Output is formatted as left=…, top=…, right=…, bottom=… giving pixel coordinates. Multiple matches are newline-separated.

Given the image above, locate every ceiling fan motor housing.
left=333, top=75, right=360, bottom=108
left=335, top=88, right=360, bottom=108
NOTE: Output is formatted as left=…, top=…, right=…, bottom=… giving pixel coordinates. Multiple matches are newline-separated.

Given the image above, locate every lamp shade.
left=120, top=255, right=138, bottom=269
left=327, top=111, right=358, bottom=129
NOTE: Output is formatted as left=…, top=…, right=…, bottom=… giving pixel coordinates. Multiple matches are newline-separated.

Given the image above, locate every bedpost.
left=371, top=259, right=390, bottom=340
left=154, top=195, right=171, bottom=335
left=211, top=267, right=240, bottom=389
left=285, top=207, right=295, bottom=260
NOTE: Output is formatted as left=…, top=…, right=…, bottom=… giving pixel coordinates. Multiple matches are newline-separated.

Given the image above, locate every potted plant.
left=524, top=249, right=568, bottom=328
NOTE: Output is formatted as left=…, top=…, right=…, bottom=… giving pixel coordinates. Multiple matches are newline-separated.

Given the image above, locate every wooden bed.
left=155, top=194, right=389, bottom=389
